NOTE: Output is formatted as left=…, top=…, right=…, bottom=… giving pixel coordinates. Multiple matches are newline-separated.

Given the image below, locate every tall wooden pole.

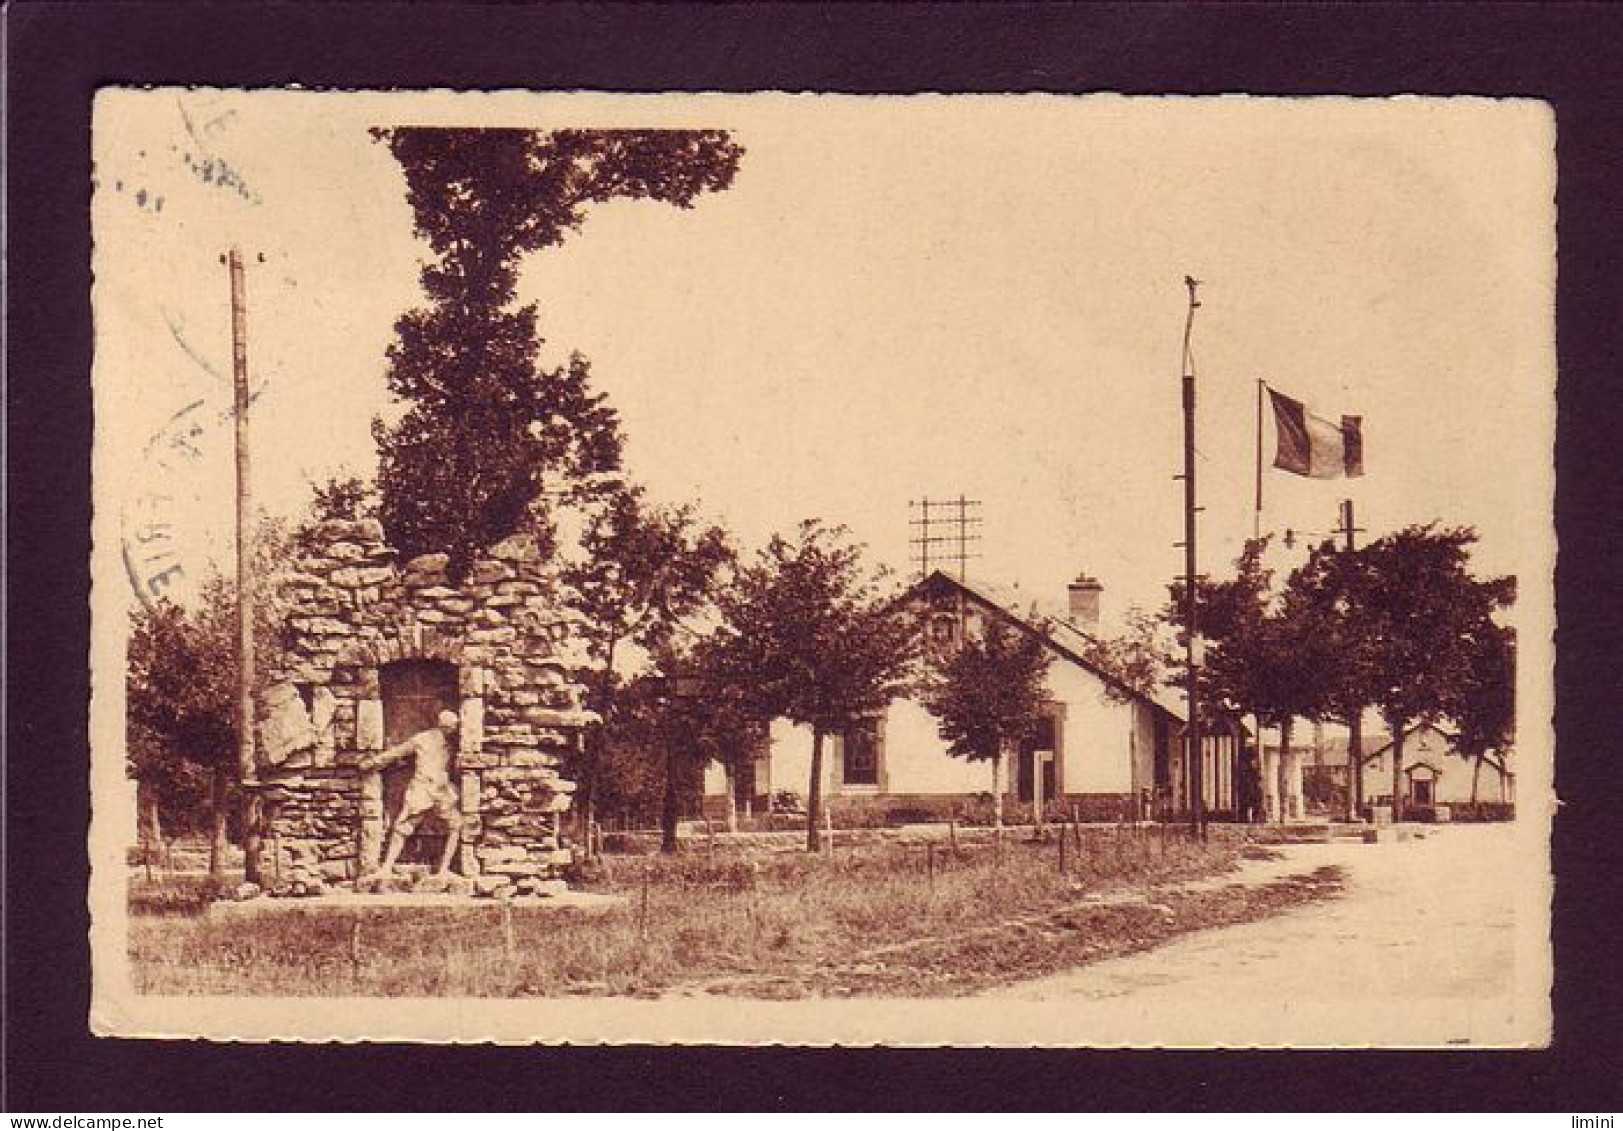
left=1180, top=277, right=1205, bottom=838
left=1254, top=379, right=1265, bottom=545
left=229, top=248, right=262, bottom=884
left=1339, top=498, right=1364, bottom=824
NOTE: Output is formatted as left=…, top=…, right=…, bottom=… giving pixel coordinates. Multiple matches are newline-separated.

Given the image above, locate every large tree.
left=371, top=127, right=744, bottom=574
left=1449, top=620, right=1516, bottom=803
left=1340, top=525, right=1515, bottom=820
left=712, top=521, right=918, bottom=852
left=922, top=617, right=1052, bottom=829
left=562, top=484, right=732, bottom=842
left=1283, top=539, right=1385, bottom=819
left=1171, top=539, right=1337, bottom=822
left=126, top=518, right=297, bottom=881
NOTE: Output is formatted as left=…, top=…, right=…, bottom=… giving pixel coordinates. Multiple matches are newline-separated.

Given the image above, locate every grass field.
left=128, top=826, right=1342, bottom=998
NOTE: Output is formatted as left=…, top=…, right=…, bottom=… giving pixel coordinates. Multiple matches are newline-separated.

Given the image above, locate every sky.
left=92, top=91, right=1555, bottom=635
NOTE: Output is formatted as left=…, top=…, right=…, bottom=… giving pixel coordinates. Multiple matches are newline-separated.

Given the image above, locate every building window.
left=928, top=613, right=958, bottom=647
left=842, top=718, right=881, bottom=786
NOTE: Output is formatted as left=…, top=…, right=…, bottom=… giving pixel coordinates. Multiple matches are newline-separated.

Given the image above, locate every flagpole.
left=1254, top=379, right=1265, bottom=545
left=1179, top=276, right=1205, bottom=840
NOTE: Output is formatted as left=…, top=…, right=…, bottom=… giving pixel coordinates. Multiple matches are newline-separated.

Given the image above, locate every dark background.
left=7, top=1, right=1620, bottom=1112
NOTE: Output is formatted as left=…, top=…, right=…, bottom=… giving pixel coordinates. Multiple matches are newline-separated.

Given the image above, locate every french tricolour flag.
left=1267, top=387, right=1364, bottom=479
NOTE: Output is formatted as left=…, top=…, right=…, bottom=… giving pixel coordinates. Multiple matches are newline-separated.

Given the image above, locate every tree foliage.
left=1342, top=525, right=1514, bottom=815
left=1449, top=620, right=1516, bottom=766
left=922, top=617, right=1052, bottom=828
left=1351, top=525, right=1514, bottom=731
left=924, top=619, right=1051, bottom=765
left=1282, top=538, right=1383, bottom=730
left=711, top=521, right=917, bottom=850
left=562, top=484, right=733, bottom=832
left=370, top=127, right=744, bottom=575
left=1170, top=538, right=1335, bottom=731
left=1076, top=607, right=1175, bottom=704
left=126, top=518, right=298, bottom=875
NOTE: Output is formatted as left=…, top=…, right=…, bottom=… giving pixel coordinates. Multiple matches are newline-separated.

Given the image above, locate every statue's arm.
left=359, top=735, right=415, bottom=773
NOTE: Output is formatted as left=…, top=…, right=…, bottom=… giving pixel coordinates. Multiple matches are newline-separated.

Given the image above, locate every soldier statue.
left=360, top=708, right=463, bottom=875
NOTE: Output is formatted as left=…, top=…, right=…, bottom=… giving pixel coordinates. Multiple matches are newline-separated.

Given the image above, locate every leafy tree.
left=1076, top=607, right=1175, bottom=703
left=292, top=474, right=380, bottom=554
left=1446, top=613, right=1516, bottom=804
left=128, top=600, right=236, bottom=877
left=922, top=618, right=1052, bottom=829
left=712, top=521, right=918, bottom=851
left=1283, top=540, right=1385, bottom=818
left=370, top=127, right=743, bottom=575
left=126, top=518, right=297, bottom=880
left=1339, top=525, right=1514, bottom=819
left=562, top=485, right=732, bottom=841
left=1171, top=539, right=1337, bottom=821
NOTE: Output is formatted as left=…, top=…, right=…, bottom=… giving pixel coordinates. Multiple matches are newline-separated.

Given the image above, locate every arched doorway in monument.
left=380, top=658, right=459, bottom=866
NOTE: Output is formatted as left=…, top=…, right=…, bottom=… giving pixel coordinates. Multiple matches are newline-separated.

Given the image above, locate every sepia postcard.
left=89, top=89, right=1555, bottom=1045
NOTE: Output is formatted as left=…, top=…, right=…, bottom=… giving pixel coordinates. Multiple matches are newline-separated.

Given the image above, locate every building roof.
left=909, top=570, right=1202, bottom=725
left=1364, top=721, right=1463, bottom=761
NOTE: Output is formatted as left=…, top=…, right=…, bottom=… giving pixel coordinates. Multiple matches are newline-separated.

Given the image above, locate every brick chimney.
left=1066, top=572, right=1102, bottom=634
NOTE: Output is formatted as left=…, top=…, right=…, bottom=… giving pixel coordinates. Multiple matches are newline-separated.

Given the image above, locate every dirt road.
left=991, top=822, right=1549, bottom=1047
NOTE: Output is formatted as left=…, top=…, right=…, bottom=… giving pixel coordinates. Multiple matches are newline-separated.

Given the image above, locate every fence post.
left=349, top=919, right=363, bottom=972
left=1059, top=823, right=1068, bottom=874
left=639, top=865, right=651, bottom=941
left=927, top=843, right=936, bottom=891
left=948, top=818, right=958, bottom=853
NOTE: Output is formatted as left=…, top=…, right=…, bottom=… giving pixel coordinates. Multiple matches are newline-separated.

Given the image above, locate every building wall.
left=708, top=655, right=1150, bottom=806
left=1045, top=660, right=1141, bottom=795
left=1361, top=725, right=1512, bottom=806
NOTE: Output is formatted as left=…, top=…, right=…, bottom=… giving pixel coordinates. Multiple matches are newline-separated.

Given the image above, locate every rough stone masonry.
left=247, top=518, right=596, bottom=900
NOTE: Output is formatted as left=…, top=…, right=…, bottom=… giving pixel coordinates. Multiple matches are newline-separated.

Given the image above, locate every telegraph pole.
left=909, top=496, right=982, bottom=581
left=228, top=248, right=262, bottom=885
left=1179, top=276, right=1205, bottom=838
left=1336, top=498, right=1365, bottom=823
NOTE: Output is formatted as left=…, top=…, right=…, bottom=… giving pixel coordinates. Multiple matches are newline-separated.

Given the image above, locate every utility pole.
left=228, top=248, right=262, bottom=885
left=1178, top=276, right=1205, bottom=839
left=1336, top=498, right=1365, bottom=823
left=909, top=496, right=982, bottom=581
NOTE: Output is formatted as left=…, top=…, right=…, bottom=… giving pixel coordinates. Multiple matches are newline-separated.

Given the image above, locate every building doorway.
left=379, top=659, right=458, bottom=865
left=1411, top=775, right=1435, bottom=808
left=1016, top=715, right=1058, bottom=809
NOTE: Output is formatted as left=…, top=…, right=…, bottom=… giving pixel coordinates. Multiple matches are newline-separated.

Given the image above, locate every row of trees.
left=1171, top=527, right=1516, bottom=820
left=127, top=125, right=1518, bottom=882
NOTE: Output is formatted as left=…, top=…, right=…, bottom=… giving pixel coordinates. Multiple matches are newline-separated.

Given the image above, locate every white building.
left=1361, top=722, right=1514, bottom=810
left=705, top=570, right=1245, bottom=823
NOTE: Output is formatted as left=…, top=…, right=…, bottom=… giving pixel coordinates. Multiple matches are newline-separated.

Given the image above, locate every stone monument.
left=245, top=518, right=596, bottom=899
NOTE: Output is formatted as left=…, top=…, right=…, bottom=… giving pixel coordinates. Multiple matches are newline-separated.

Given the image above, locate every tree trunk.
left=806, top=726, right=825, bottom=853
left=1346, top=708, right=1364, bottom=822
left=1260, top=726, right=1280, bottom=823
left=580, top=636, right=619, bottom=859
left=1390, top=724, right=1406, bottom=822
left=1277, top=718, right=1295, bottom=823
left=991, top=744, right=1007, bottom=831
left=208, top=764, right=230, bottom=884
left=1471, top=755, right=1483, bottom=804
left=661, top=738, right=681, bottom=854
